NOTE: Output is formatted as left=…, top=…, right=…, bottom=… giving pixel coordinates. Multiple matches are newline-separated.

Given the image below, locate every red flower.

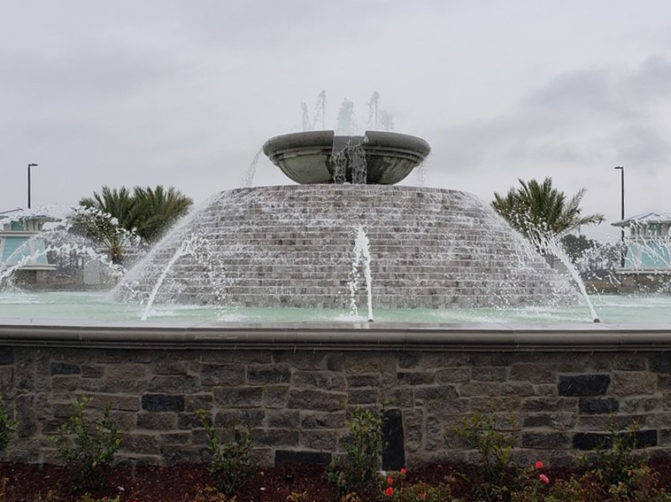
left=385, top=486, right=394, bottom=496
left=387, top=476, right=394, bottom=485
left=535, top=460, right=544, bottom=469
left=539, top=474, right=550, bottom=484
left=401, top=467, right=407, bottom=474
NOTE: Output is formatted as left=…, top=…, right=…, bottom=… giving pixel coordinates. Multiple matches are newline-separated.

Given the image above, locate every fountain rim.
left=2, top=319, right=671, bottom=352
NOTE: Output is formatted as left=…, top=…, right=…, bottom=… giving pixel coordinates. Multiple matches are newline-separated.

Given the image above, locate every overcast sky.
left=2, top=0, right=670, bottom=241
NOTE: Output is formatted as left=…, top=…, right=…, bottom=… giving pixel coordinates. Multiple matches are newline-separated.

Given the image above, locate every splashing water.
left=348, top=224, right=374, bottom=321
left=525, top=225, right=600, bottom=322
left=240, top=148, right=263, bottom=188
left=140, top=233, right=224, bottom=320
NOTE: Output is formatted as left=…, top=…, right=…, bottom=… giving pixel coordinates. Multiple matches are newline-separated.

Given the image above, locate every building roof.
left=0, top=208, right=59, bottom=223
left=611, top=211, right=671, bottom=227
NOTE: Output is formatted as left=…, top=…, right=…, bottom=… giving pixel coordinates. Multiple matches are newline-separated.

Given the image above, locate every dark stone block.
left=649, top=353, right=671, bottom=374
left=0, top=347, right=13, bottom=365
left=382, top=409, right=405, bottom=470
left=573, top=432, right=611, bottom=450
left=558, top=375, right=610, bottom=396
left=573, top=430, right=657, bottom=450
left=635, top=429, right=658, bottom=448
left=579, top=398, right=619, bottom=414
left=142, top=394, right=185, bottom=412
left=50, top=362, right=81, bottom=375
left=275, top=450, right=332, bottom=466
left=523, top=415, right=555, bottom=427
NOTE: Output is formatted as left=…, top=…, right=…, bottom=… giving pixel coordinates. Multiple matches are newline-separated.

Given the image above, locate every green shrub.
left=0, top=396, right=18, bottom=451
left=196, top=409, right=256, bottom=497
left=49, top=397, right=121, bottom=492
left=453, top=409, right=518, bottom=501
left=325, top=407, right=384, bottom=499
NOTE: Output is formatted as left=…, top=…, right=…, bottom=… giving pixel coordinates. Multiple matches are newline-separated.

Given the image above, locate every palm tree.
left=131, top=186, right=193, bottom=242
left=70, top=185, right=192, bottom=263
left=492, top=178, right=604, bottom=241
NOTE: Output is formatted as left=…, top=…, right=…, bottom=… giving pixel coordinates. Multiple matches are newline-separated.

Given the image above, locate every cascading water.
left=348, top=224, right=374, bottom=321
left=140, top=233, right=222, bottom=320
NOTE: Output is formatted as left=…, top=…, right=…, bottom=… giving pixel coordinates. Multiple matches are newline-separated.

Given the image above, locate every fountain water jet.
left=348, top=225, right=374, bottom=321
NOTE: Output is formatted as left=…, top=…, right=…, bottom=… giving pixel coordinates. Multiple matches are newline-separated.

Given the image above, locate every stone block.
left=50, top=362, right=80, bottom=375
left=611, top=372, right=657, bottom=396
left=184, top=394, right=213, bottom=412
left=252, top=428, right=299, bottom=447
left=397, top=372, right=435, bottom=385
left=471, top=367, right=507, bottom=382
left=558, top=375, right=610, bottom=396
left=214, top=409, right=265, bottom=429
left=263, top=385, right=289, bottom=408
left=119, top=433, right=161, bottom=455
left=300, top=430, right=338, bottom=450
left=147, top=375, right=201, bottom=394
left=275, top=449, right=331, bottom=466
left=0, top=347, right=13, bottom=365
left=579, top=397, right=619, bottom=415
left=522, top=397, right=577, bottom=412
left=267, top=410, right=300, bottom=428
left=348, top=388, right=379, bottom=405
left=383, top=388, right=414, bottom=408
left=248, top=365, right=291, bottom=385
left=287, top=389, right=346, bottom=412
left=137, top=412, right=177, bottom=430
left=142, top=394, right=185, bottom=412
left=347, top=374, right=381, bottom=387
left=87, top=394, right=140, bottom=412
left=274, top=351, right=325, bottom=370
left=80, top=365, right=104, bottom=378
left=572, top=429, right=657, bottom=450
left=291, top=371, right=346, bottom=390
left=522, top=432, right=570, bottom=449
left=613, top=355, right=647, bottom=371
left=301, top=411, right=346, bottom=429
left=397, top=352, right=421, bottom=369
left=414, top=385, right=459, bottom=404
left=500, top=382, right=535, bottom=396
left=509, top=363, right=556, bottom=383
left=435, top=368, right=470, bottom=384
left=648, top=353, right=671, bottom=374
left=382, top=409, right=405, bottom=471
left=459, top=382, right=501, bottom=397
left=214, top=387, right=263, bottom=408
left=201, top=364, right=245, bottom=386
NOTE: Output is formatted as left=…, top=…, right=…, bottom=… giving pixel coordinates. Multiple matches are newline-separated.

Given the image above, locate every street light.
left=27, top=163, right=38, bottom=209
left=614, top=166, right=625, bottom=267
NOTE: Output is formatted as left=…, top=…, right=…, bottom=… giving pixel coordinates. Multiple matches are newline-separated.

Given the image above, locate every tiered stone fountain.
left=116, top=130, right=577, bottom=309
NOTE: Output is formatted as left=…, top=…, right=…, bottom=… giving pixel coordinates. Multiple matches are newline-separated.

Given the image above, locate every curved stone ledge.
left=2, top=320, right=671, bottom=351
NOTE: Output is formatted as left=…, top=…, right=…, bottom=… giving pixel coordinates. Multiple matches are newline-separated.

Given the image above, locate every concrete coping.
left=2, top=319, right=671, bottom=352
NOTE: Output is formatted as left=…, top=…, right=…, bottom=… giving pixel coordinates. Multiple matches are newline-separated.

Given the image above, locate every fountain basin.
left=262, top=130, right=431, bottom=184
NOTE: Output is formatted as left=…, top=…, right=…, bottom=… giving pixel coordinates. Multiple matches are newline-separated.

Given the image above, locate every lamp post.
left=614, top=166, right=625, bottom=267
left=27, top=163, right=38, bottom=209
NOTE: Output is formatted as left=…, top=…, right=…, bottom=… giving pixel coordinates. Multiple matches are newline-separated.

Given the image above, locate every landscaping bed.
left=3, top=460, right=671, bottom=502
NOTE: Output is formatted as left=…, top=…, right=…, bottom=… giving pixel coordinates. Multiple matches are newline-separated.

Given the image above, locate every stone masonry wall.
left=2, top=343, right=671, bottom=467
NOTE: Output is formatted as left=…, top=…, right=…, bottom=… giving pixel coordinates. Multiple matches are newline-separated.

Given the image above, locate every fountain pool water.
left=1, top=290, right=671, bottom=324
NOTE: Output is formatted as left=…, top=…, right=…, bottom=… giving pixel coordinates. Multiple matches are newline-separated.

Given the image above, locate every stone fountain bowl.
left=262, top=130, right=431, bottom=184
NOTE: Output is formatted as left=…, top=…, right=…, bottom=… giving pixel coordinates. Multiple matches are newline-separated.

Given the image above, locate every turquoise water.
left=1, top=290, right=670, bottom=324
